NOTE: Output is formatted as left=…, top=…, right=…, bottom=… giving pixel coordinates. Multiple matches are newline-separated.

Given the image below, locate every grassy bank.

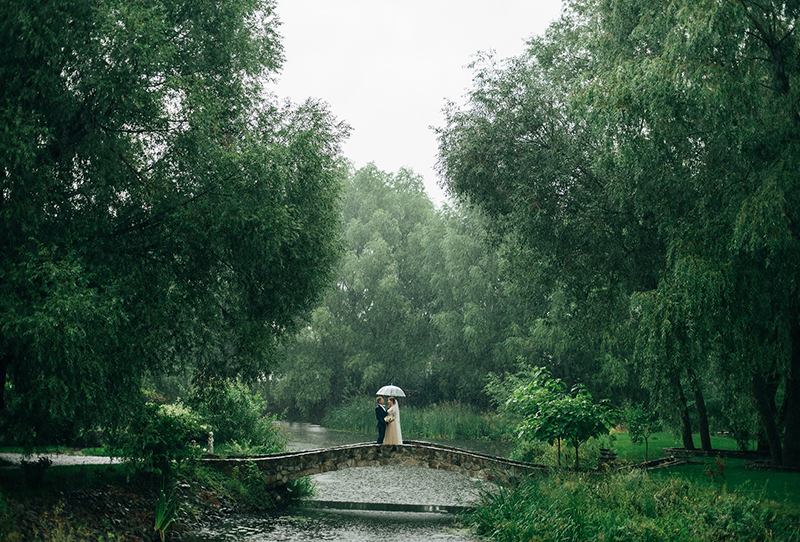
left=510, top=430, right=800, bottom=505
left=477, top=428, right=800, bottom=541
left=322, top=397, right=513, bottom=441
left=0, top=455, right=312, bottom=541
left=466, top=470, right=800, bottom=542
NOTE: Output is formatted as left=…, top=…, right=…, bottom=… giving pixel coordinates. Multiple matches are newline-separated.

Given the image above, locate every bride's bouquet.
left=384, top=415, right=394, bottom=423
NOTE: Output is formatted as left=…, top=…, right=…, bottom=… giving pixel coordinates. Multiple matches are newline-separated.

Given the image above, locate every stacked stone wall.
left=200, top=441, right=545, bottom=489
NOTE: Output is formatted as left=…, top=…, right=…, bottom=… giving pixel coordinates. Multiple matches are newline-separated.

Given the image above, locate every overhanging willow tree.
left=0, top=0, right=348, bottom=445
left=437, top=0, right=800, bottom=467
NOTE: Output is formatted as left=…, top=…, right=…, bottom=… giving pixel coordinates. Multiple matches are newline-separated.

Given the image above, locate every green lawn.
left=649, top=459, right=800, bottom=507
left=611, top=431, right=748, bottom=462
left=611, top=432, right=799, bottom=507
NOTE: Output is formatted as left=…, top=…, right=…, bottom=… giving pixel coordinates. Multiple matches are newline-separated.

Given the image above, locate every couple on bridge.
left=375, top=396, right=403, bottom=445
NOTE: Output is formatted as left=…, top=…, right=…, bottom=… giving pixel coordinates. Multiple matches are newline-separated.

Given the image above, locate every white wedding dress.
left=383, top=401, right=403, bottom=445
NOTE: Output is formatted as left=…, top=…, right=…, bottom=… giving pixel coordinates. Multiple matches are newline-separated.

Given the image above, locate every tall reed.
left=322, top=397, right=513, bottom=441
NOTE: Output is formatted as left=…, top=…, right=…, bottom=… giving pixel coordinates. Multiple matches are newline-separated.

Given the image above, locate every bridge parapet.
left=200, top=441, right=546, bottom=489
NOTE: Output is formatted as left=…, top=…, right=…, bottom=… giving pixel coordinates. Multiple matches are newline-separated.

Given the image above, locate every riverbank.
left=5, top=476, right=161, bottom=541
left=1, top=423, right=499, bottom=541
left=0, top=461, right=304, bottom=541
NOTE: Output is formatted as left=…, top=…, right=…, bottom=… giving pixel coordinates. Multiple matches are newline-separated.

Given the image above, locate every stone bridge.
left=200, top=440, right=546, bottom=490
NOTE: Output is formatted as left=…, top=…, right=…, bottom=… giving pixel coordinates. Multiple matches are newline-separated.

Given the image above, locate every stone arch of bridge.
left=200, top=440, right=546, bottom=490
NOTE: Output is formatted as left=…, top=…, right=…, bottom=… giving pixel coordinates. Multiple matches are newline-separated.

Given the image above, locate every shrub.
left=20, top=456, right=53, bottom=486
left=189, top=379, right=286, bottom=452
left=220, top=438, right=286, bottom=457
left=505, top=368, right=613, bottom=469
left=110, top=398, right=206, bottom=477
left=227, top=462, right=275, bottom=510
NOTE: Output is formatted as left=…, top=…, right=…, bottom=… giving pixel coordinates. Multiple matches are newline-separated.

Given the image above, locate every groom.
left=375, top=396, right=388, bottom=444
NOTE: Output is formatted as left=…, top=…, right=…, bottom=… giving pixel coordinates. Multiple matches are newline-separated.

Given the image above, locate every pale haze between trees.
left=271, top=0, right=563, bottom=206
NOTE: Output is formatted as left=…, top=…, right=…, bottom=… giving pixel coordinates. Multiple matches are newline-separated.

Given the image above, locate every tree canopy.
left=0, top=0, right=348, bottom=445
left=266, top=164, right=545, bottom=417
left=506, top=367, right=612, bottom=469
left=437, top=0, right=800, bottom=467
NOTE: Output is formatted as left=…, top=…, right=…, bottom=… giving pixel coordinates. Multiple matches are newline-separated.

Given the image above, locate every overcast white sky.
left=270, top=1, right=564, bottom=205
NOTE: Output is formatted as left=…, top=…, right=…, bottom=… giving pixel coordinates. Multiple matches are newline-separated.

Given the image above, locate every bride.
left=383, top=396, right=403, bottom=445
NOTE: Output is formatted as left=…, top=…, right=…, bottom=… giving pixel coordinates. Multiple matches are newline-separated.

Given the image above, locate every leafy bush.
left=227, top=462, right=275, bottom=509
left=189, top=379, right=286, bottom=452
left=508, top=439, right=553, bottom=463
left=191, top=461, right=313, bottom=513
left=20, top=456, right=52, bottom=485
left=110, top=399, right=206, bottom=477
left=194, top=461, right=282, bottom=511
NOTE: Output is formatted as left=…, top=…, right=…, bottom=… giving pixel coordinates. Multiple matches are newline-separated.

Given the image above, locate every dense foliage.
left=467, top=471, right=800, bottom=542
left=506, top=367, right=613, bottom=469
left=437, top=0, right=800, bottom=467
left=110, top=398, right=206, bottom=477
left=3, top=0, right=796, bottom=478
left=108, top=380, right=287, bottom=477
left=0, top=0, right=347, bottom=445
left=264, top=164, right=544, bottom=416
left=188, top=378, right=285, bottom=452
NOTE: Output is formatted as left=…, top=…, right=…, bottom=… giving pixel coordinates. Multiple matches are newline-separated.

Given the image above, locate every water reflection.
left=282, top=422, right=366, bottom=452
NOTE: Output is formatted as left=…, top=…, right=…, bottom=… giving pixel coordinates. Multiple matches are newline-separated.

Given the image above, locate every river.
left=185, top=422, right=510, bottom=541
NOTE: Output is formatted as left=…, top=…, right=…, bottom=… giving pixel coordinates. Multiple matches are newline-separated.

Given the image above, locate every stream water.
left=185, top=422, right=511, bottom=541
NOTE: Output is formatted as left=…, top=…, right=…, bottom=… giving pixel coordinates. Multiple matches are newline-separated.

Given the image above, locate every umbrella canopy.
left=376, top=385, right=406, bottom=397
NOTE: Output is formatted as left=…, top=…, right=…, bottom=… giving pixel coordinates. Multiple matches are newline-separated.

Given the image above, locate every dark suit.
left=375, top=403, right=388, bottom=444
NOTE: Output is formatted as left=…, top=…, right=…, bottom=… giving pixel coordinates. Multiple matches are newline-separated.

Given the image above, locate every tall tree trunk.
left=556, top=438, right=562, bottom=468
left=675, top=378, right=695, bottom=449
left=782, top=307, right=800, bottom=468
left=752, top=370, right=783, bottom=466
left=688, top=368, right=712, bottom=451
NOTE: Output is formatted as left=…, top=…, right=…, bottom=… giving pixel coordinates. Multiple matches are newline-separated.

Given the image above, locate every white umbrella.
left=376, top=385, right=406, bottom=397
